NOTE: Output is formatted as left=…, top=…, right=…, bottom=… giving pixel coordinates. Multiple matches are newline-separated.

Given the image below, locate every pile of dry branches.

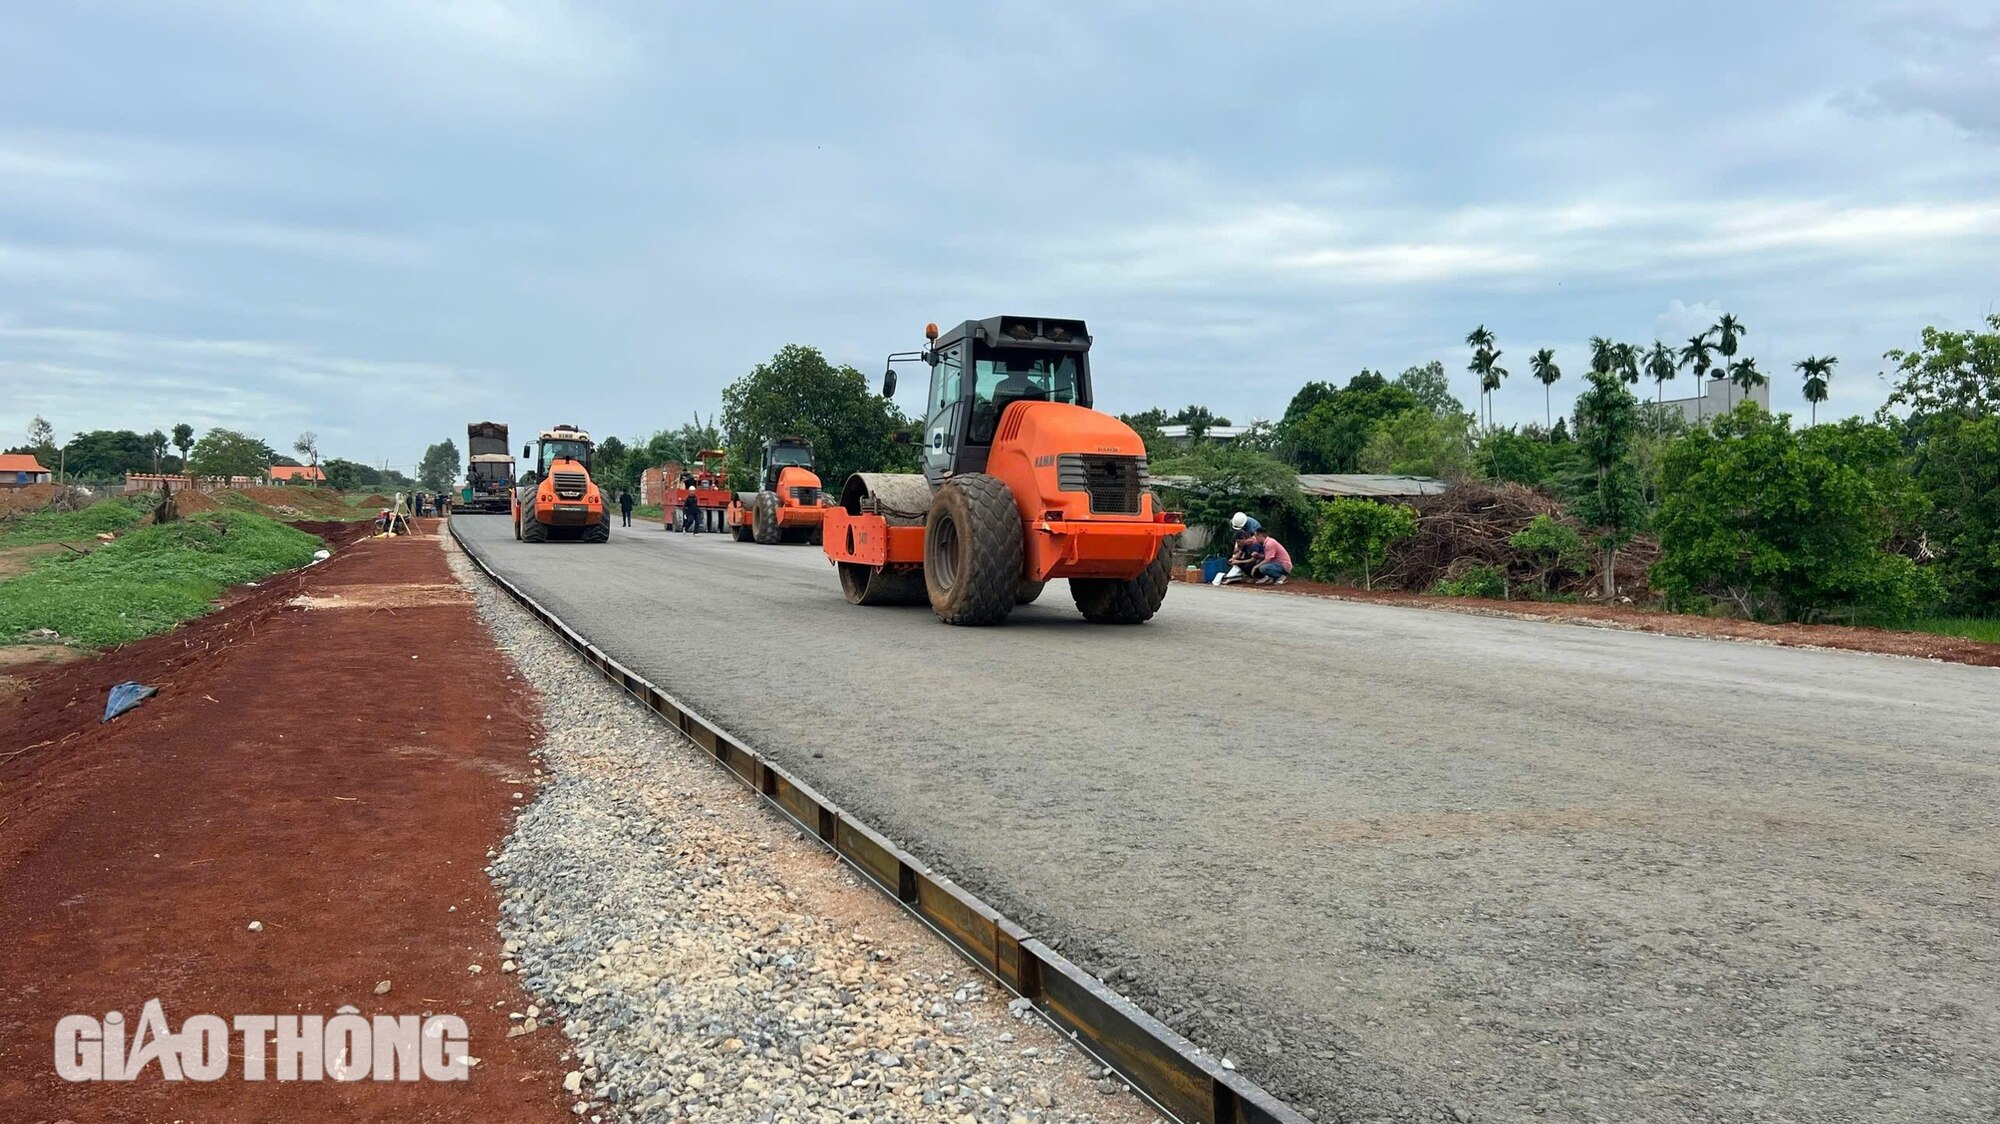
left=1377, top=482, right=1656, bottom=600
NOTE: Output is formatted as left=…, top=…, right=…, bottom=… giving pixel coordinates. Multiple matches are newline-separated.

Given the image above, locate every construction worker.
left=1249, top=529, right=1291, bottom=585
left=618, top=488, right=634, bottom=527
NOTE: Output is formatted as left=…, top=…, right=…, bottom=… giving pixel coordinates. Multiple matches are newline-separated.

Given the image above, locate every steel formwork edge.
left=450, top=525, right=1307, bottom=1124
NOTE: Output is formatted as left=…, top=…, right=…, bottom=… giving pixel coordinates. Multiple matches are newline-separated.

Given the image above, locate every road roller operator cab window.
left=534, top=439, right=591, bottom=474
left=965, top=348, right=1083, bottom=445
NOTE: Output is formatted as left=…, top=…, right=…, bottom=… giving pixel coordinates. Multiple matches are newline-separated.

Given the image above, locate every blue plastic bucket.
left=1201, top=557, right=1229, bottom=584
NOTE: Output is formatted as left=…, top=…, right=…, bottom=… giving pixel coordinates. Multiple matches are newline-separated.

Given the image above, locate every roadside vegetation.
left=0, top=499, right=144, bottom=547
left=0, top=510, right=323, bottom=648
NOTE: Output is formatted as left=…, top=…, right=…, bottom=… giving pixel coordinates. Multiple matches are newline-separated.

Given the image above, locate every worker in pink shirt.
left=1250, top=529, right=1291, bottom=584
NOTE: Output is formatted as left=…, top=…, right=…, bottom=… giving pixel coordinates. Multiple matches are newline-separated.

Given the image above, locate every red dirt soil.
left=0, top=519, right=571, bottom=1122
left=1235, top=576, right=2000, bottom=668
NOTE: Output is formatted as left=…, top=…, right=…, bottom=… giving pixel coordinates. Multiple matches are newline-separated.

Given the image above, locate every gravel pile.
left=446, top=536, right=1156, bottom=1124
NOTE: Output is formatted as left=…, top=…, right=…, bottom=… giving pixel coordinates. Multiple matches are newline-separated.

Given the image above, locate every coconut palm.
left=1713, top=313, right=1747, bottom=407
left=1795, top=355, right=1837, bottom=424
left=1529, top=347, right=1561, bottom=428
left=1588, top=335, right=1617, bottom=374
left=1678, top=331, right=1716, bottom=418
left=1644, top=340, right=1676, bottom=404
left=1729, top=356, right=1766, bottom=406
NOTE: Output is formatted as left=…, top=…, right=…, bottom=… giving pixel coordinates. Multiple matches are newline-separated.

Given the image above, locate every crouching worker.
left=1250, top=529, right=1291, bottom=585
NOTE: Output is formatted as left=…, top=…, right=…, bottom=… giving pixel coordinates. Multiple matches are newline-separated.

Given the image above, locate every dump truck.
left=512, top=424, right=609, bottom=543
left=725, top=436, right=827, bottom=544
left=459, top=421, right=515, bottom=513
left=823, top=316, right=1183, bottom=625
left=663, top=448, right=732, bottom=534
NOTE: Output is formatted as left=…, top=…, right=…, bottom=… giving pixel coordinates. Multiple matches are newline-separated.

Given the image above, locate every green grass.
left=633, top=503, right=664, bottom=520
left=0, top=511, right=323, bottom=648
left=1898, top=616, right=2000, bottom=644
left=0, top=499, right=144, bottom=547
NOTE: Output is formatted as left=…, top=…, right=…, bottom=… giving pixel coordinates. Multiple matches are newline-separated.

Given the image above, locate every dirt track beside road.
left=0, top=521, right=572, bottom=1121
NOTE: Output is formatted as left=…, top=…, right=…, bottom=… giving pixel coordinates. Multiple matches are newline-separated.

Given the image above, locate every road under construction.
left=453, top=514, right=2000, bottom=1123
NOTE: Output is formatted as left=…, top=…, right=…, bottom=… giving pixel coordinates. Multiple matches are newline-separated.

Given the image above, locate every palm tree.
left=1613, top=342, right=1642, bottom=386
left=1678, top=331, right=1716, bottom=419
left=1795, top=355, right=1837, bottom=424
left=1713, top=313, right=1747, bottom=407
left=1588, top=335, right=1617, bottom=375
left=1729, top=356, right=1766, bottom=407
left=1466, top=326, right=1496, bottom=426
left=1480, top=349, right=1508, bottom=428
left=1529, top=347, right=1561, bottom=428
left=1644, top=340, right=1676, bottom=404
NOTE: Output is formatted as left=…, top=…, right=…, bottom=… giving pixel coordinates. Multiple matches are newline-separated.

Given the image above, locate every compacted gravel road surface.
left=456, top=514, right=2000, bottom=1124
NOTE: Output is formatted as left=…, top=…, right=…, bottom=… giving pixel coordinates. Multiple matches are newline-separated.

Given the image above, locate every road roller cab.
left=512, top=424, right=609, bottom=543
left=823, top=316, right=1184, bottom=625
left=725, top=436, right=827, bottom=544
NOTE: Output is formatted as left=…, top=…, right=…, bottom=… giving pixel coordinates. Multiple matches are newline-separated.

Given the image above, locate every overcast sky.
left=3, top=1, right=1996, bottom=472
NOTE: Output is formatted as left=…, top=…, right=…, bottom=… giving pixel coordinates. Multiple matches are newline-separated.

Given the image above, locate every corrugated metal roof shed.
left=1151, top=472, right=1447, bottom=499
left=1294, top=473, right=1448, bottom=498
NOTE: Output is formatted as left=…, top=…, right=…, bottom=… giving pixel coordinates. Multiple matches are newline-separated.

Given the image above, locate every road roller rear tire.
left=1071, top=540, right=1172, bottom=624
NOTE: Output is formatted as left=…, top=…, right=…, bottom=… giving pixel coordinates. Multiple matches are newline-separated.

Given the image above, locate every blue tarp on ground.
left=102, top=681, right=157, bottom=723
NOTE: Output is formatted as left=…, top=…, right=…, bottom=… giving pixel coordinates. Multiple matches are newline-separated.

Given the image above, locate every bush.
left=1653, top=407, right=1942, bottom=621
left=1309, top=498, right=1418, bottom=588
left=1431, top=564, right=1507, bottom=599
left=0, top=511, right=322, bottom=647
left=1508, top=514, right=1588, bottom=594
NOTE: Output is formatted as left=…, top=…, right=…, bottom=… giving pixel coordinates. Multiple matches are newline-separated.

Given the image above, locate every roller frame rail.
left=453, top=521, right=1305, bottom=1124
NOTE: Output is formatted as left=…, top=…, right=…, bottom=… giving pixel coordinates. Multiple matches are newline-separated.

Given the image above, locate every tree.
left=1118, top=407, right=1170, bottom=457
left=720, top=344, right=917, bottom=492
left=1466, top=326, right=1497, bottom=427
left=322, top=458, right=380, bottom=490
left=1529, top=348, right=1561, bottom=428
left=1714, top=313, right=1748, bottom=408
left=1654, top=407, right=1940, bottom=621
left=593, top=435, right=631, bottom=493
left=1613, top=341, right=1642, bottom=386
left=1479, top=425, right=1577, bottom=487
left=1795, top=356, right=1837, bottom=424
left=55, top=430, right=157, bottom=482
left=1588, top=336, right=1617, bottom=375
left=1393, top=361, right=1463, bottom=418
left=187, top=428, right=273, bottom=481
left=144, top=430, right=168, bottom=474
left=1567, top=370, right=1645, bottom=600
left=1645, top=340, right=1677, bottom=404
left=1678, top=332, right=1717, bottom=418
left=1360, top=408, right=1475, bottom=480
left=25, top=416, right=56, bottom=466
left=1276, top=373, right=1423, bottom=473
left=1884, top=315, right=2000, bottom=612
left=1729, top=356, right=1766, bottom=404
left=1884, top=313, right=2000, bottom=419
left=416, top=440, right=461, bottom=493
left=1309, top=498, right=1418, bottom=589
left=1151, top=442, right=1313, bottom=552
left=291, top=432, right=321, bottom=486
left=171, top=423, right=195, bottom=473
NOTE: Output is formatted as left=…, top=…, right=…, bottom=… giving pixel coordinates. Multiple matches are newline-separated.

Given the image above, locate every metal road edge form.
left=449, top=524, right=1310, bottom=1124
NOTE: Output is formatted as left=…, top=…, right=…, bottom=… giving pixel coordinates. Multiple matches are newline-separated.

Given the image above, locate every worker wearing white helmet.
left=1230, top=511, right=1261, bottom=536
